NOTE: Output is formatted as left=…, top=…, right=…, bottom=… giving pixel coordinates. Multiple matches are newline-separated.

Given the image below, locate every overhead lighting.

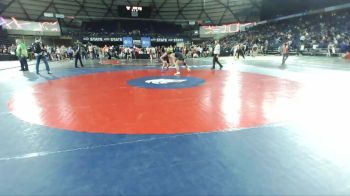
left=44, top=12, right=54, bottom=17
left=55, top=14, right=65, bottom=19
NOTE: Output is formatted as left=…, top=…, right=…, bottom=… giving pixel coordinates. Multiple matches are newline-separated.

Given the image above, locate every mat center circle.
left=128, top=76, right=205, bottom=89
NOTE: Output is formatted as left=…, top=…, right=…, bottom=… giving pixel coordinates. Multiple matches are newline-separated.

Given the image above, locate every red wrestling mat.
left=100, top=60, right=120, bottom=65
left=345, top=53, right=350, bottom=60
left=8, top=69, right=301, bottom=134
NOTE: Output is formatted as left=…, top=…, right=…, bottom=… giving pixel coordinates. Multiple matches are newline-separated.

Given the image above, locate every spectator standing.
left=33, top=38, right=52, bottom=74
left=16, top=39, right=29, bottom=71
left=280, top=42, right=289, bottom=69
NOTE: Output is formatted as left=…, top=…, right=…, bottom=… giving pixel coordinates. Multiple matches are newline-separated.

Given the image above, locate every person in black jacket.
left=73, top=41, right=84, bottom=68
left=33, top=38, right=51, bottom=74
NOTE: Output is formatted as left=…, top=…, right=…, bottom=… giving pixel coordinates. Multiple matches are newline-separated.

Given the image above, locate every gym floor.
left=0, top=55, right=350, bottom=195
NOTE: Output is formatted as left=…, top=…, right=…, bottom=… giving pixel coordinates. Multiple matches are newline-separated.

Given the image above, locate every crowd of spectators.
left=216, top=9, right=350, bottom=56
left=65, top=20, right=186, bottom=39
left=2, top=9, right=350, bottom=60
left=0, top=38, right=16, bottom=55
left=26, top=43, right=210, bottom=61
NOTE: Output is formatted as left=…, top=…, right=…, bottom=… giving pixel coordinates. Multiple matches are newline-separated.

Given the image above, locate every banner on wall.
left=82, top=36, right=185, bottom=43
left=141, top=37, right=151, bottom=47
left=133, top=39, right=141, bottom=45
left=122, top=37, right=133, bottom=47
left=151, top=38, right=184, bottom=42
left=0, top=16, right=61, bottom=36
left=199, top=23, right=241, bottom=37
left=82, top=37, right=123, bottom=42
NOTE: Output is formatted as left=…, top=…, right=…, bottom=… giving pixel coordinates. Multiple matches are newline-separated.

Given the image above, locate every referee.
left=212, top=40, right=223, bottom=70
left=74, top=41, right=84, bottom=68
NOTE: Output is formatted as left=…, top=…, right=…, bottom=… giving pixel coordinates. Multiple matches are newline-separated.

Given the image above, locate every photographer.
left=33, top=38, right=52, bottom=74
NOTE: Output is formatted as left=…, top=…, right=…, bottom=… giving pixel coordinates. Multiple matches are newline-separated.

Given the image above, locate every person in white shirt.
left=88, top=45, right=93, bottom=59
left=151, top=47, right=156, bottom=60
left=212, top=40, right=223, bottom=70
left=208, top=46, right=213, bottom=54
left=327, top=42, right=334, bottom=56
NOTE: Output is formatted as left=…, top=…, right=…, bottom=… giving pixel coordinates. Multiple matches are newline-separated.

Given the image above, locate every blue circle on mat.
left=128, top=76, right=205, bottom=89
